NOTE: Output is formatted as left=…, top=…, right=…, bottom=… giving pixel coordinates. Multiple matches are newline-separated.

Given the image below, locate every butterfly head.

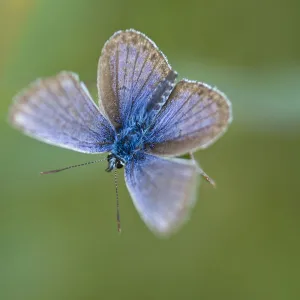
left=106, top=153, right=124, bottom=172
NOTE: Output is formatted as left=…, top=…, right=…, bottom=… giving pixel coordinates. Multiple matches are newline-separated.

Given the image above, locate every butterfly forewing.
left=97, top=29, right=177, bottom=128
left=9, top=72, right=114, bottom=153
left=148, top=80, right=232, bottom=156
left=125, top=154, right=199, bottom=236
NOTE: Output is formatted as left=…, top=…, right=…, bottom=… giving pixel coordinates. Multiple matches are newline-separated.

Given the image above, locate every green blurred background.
left=1, top=0, right=300, bottom=299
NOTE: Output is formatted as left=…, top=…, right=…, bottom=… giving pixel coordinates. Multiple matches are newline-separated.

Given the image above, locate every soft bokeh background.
left=1, top=0, right=300, bottom=299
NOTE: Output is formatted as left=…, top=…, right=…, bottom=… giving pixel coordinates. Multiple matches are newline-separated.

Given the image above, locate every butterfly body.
left=111, top=118, right=149, bottom=164
left=9, top=29, right=232, bottom=236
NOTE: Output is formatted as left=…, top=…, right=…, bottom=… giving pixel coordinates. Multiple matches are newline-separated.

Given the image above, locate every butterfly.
left=8, top=29, right=232, bottom=236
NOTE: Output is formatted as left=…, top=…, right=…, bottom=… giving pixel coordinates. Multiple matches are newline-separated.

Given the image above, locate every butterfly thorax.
left=106, top=120, right=149, bottom=171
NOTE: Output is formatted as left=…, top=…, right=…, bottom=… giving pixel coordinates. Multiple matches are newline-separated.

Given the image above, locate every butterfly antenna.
left=189, top=152, right=216, bottom=187
left=40, top=158, right=106, bottom=175
left=114, top=169, right=121, bottom=233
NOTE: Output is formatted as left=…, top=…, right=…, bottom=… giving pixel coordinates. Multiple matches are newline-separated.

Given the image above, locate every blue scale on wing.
left=147, top=80, right=232, bottom=156
left=9, top=72, right=115, bottom=154
left=97, top=29, right=177, bottom=129
left=125, top=153, right=198, bottom=236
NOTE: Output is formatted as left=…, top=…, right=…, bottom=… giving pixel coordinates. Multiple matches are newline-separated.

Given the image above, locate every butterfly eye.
left=116, top=160, right=124, bottom=169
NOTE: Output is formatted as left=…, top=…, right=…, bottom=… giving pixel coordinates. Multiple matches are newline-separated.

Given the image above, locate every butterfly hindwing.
left=147, top=80, right=232, bottom=156
left=125, top=153, right=199, bottom=236
left=9, top=72, right=114, bottom=153
left=97, top=29, right=177, bottom=128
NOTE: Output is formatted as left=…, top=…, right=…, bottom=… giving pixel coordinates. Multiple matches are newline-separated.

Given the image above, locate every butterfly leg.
left=189, top=153, right=216, bottom=187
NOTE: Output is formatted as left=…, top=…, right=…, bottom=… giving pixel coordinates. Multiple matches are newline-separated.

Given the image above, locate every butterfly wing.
left=125, top=153, right=199, bottom=236
left=97, top=29, right=177, bottom=128
left=147, top=80, right=232, bottom=156
left=9, top=72, right=114, bottom=153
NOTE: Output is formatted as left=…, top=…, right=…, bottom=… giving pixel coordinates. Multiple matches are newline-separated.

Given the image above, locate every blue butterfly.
left=9, top=29, right=232, bottom=236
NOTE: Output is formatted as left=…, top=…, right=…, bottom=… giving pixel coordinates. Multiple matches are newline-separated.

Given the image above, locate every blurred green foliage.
left=1, top=0, right=300, bottom=299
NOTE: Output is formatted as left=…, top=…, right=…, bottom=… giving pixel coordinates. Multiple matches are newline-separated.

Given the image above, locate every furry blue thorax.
left=111, top=115, right=152, bottom=164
